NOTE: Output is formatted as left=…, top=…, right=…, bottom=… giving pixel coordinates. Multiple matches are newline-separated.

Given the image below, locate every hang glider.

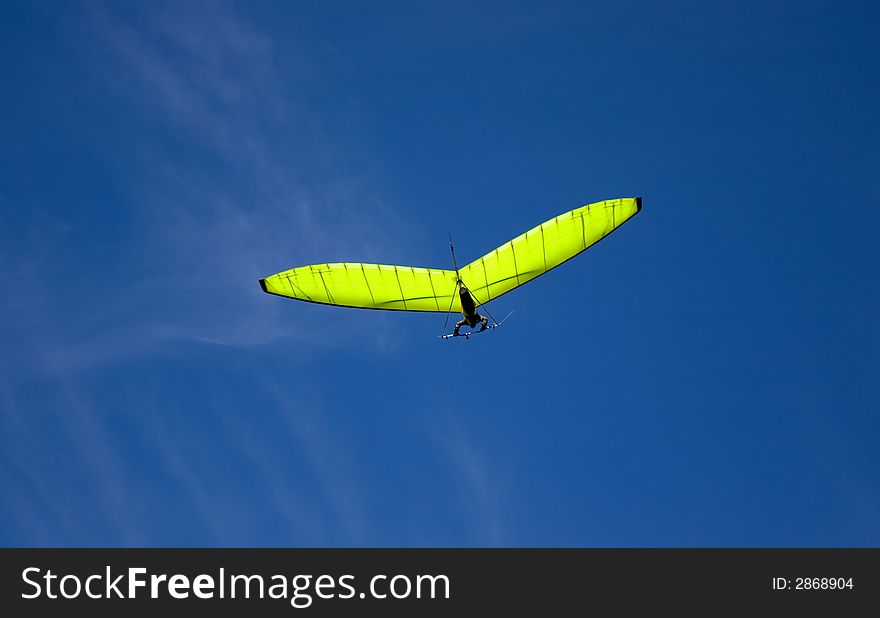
left=259, top=196, right=642, bottom=317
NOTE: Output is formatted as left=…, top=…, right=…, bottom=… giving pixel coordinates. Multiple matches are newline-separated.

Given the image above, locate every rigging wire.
left=440, top=279, right=460, bottom=336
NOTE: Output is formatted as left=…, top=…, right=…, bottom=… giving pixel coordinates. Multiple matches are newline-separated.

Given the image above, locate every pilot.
left=453, top=283, right=489, bottom=336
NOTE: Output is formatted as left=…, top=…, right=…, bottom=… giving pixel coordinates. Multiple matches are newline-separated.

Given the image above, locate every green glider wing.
left=259, top=196, right=641, bottom=312
left=260, top=263, right=459, bottom=312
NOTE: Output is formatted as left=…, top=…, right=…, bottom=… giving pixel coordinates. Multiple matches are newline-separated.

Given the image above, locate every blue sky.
left=1, top=1, right=878, bottom=546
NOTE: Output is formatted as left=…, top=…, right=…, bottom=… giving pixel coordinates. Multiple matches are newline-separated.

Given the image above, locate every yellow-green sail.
left=260, top=263, right=459, bottom=312
left=259, top=197, right=641, bottom=312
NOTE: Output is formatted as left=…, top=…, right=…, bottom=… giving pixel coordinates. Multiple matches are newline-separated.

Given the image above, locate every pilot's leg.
left=453, top=318, right=467, bottom=336
left=479, top=315, right=488, bottom=331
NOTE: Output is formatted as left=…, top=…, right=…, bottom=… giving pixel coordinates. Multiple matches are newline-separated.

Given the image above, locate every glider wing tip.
left=635, top=196, right=642, bottom=212
left=258, top=278, right=269, bottom=293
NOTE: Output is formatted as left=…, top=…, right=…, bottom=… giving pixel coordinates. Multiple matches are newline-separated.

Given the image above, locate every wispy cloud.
left=0, top=376, right=142, bottom=545
left=426, top=411, right=508, bottom=546
left=2, top=1, right=410, bottom=378
left=1, top=1, right=404, bottom=545
left=86, top=1, right=400, bottom=346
